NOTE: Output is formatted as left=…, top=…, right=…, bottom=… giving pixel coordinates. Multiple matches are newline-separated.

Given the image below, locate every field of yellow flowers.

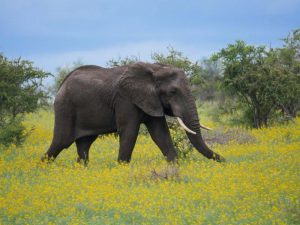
left=0, top=110, right=299, bottom=224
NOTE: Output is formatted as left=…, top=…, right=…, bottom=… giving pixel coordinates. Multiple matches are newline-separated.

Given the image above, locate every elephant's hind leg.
left=75, top=135, right=98, bottom=165
left=42, top=140, right=72, bottom=162
left=42, top=109, right=75, bottom=162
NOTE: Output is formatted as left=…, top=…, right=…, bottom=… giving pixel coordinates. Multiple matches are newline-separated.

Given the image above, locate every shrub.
left=212, top=29, right=300, bottom=128
left=0, top=117, right=26, bottom=147
left=0, top=54, right=50, bottom=146
left=168, top=118, right=194, bottom=159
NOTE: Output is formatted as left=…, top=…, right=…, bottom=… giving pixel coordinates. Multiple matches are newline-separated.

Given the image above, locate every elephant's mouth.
left=163, top=106, right=174, bottom=117
left=162, top=106, right=196, bottom=134
left=163, top=105, right=211, bottom=134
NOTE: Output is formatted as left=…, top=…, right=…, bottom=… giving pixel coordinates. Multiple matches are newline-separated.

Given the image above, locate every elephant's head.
left=119, top=62, right=225, bottom=162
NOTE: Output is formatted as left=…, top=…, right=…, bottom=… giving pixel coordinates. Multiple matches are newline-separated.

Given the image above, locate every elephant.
left=42, top=62, right=225, bottom=165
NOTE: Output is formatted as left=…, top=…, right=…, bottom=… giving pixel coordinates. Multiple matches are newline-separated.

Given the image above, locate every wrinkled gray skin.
left=42, top=62, right=225, bottom=165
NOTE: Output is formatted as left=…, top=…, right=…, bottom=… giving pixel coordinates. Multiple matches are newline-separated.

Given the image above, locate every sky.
left=1, top=0, right=300, bottom=77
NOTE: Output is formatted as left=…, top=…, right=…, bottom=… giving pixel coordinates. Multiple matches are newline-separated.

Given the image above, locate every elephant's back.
left=58, top=65, right=107, bottom=90
left=56, top=65, right=121, bottom=108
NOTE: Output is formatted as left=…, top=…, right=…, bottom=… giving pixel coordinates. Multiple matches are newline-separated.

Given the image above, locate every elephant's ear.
left=118, top=63, right=164, bottom=117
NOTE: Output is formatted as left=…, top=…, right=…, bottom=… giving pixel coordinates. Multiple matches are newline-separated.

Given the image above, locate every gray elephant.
left=42, top=62, right=225, bottom=164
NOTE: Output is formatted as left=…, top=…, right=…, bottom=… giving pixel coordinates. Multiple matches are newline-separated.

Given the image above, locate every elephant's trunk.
left=181, top=96, right=225, bottom=162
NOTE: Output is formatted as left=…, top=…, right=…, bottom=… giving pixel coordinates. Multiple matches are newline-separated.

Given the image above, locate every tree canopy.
left=212, top=29, right=300, bottom=128
left=0, top=54, right=50, bottom=146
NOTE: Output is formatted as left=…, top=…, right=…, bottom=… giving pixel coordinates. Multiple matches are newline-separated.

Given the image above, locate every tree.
left=107, top=55, right=139, bottom=67
left=212, top=36, right=300, bottom=128
left=0, top=54, right=50, bottom=146
left=275, top=29, right=300, bottom=117
left=152, top=47, right=204, bottom=85
left=212, top=41, right=270, bottom=127
left=197, top=58, right=223, bottom=101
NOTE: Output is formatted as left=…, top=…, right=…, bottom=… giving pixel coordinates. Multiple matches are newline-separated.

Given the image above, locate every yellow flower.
left=0, top=111, right=299, bottom=224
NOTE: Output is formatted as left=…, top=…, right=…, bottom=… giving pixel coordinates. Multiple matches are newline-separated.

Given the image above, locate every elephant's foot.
left=166, top=151, right=178, bottom=164
left=117, top=158, right=131, bottom=164
left=41, top=154, right=55, bottom=163
left=77, top=157, right=89, bottom=167
left=212, top=153, right=226, bottom=163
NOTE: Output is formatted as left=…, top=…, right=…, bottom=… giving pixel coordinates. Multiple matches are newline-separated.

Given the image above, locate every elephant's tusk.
left=176, top=117, right=196, bottom=135
left=199, top=124, right=212, bottom=131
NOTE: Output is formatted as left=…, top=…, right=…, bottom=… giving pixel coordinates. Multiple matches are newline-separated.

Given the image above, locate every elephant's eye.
left=170, top=88, right=177, bottom=95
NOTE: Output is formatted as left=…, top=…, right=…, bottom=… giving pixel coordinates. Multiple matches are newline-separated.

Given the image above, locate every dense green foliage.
left=107, top=55, right=140, bottom=68
left=275, top=29, right=300, bottom=117
left=195, top=59, right=223, bottom=101
left=152, top=47, right=204, bottom=86
left=213, top=29, right=300, bottom=128
left=0, top=54, right=50, bottom=146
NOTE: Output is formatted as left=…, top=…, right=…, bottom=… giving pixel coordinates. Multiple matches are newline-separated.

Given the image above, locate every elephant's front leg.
left=115, top=101, right=142, bottom=163
left=118, top=121, right=140, bottom=163
left=145, top=117, right=178, bottom=162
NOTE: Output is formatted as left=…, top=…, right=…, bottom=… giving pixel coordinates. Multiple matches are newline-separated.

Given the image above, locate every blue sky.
left=1, top=0, right=299, bottom=75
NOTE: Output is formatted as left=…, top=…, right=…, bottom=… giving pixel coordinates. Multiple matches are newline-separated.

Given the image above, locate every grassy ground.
left=0, top=110, right=299, bottom=224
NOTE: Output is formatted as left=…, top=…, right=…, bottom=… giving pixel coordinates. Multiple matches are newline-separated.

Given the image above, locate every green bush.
left=168, top=119, right=194, bottom=159
left=0, top=53, right=50, bottom=147
left=0, top=117, right=26, bottom=147
left=212, top=29, right=300, bottom=128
